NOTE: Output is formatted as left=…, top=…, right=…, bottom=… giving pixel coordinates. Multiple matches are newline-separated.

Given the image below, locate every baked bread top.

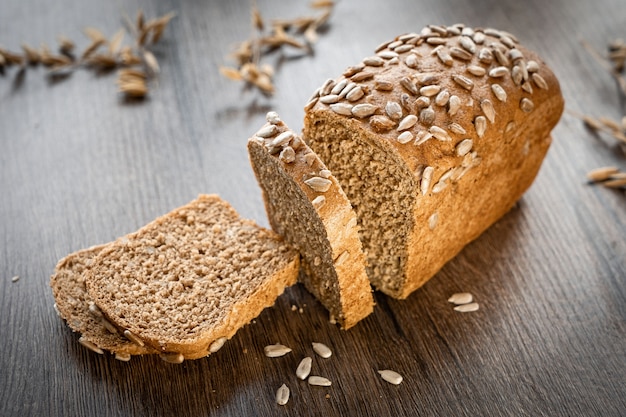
left=84, top=194, right=299, bottom=359
left=248, top=113, right=373, bottom=329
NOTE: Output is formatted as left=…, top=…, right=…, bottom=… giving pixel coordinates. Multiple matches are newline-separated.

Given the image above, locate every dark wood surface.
left=1, top=0, right=625, bottom=416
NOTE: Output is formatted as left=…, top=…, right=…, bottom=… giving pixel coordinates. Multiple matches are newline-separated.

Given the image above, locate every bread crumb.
left=325, top=394, right=330, bottom=399
left=291, top=304, right=297, bottom=311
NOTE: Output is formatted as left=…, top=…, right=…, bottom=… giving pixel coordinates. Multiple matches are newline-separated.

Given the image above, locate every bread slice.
left=50, top=244, right=157, bottom=360
left=248, top=113, right=373, bottom=329
left=84, top=194, right=299, bottom=360
left=303, top=25, right=564, bottom=298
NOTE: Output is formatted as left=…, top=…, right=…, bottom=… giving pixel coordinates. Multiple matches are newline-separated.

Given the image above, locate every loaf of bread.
left=83, top=194, right=299, bottom=360
left=248, top=113, right=374, bottom=329
left=303, top=24, right=564, bottom=298
left=50, top=244, right=157, bottom=360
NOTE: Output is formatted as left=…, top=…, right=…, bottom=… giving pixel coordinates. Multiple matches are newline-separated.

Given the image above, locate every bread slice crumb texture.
left=85, top=194, right=299, bottom=356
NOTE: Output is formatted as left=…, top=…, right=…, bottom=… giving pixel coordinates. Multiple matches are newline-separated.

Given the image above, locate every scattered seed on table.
left=448, top=292, right=473, bottom=305
left=11, top=275, right=20, bottom=283
left=264, top=344, right=292, bottom=357
left=296, top=357, right=312, bottom=380
left=378, top=369, right=403, bottom=385
left=454, top=302, right=480, bottom=312
left=312, top=342, right=332, bottom=358
left=276, top=384, right=290, bottom=406
left=308, top=376, right=332, bottom=386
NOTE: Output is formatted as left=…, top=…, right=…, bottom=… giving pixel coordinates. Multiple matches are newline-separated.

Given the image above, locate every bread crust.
left=304, top=25, right=564, bottom=298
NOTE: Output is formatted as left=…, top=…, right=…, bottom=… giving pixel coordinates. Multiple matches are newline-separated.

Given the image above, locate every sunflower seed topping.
left=430, top=125, right=451, bottom=141
left=449, top=122, right=466, bottom=135
left=448, top=95, right=461, bottom=116
left=124, top=329, right=145, bottom=347
left=435, top=48, right=454, bottom=66
left=428, top=212, right=439, bottom=230
left=330, top=102, right=354, bottom=116
left=346, top=86, right=365, bottom=102
left=296, top=357, right=313, bottom=380
left=421, top=166, right=434, bottom=195
left=378, top=50, right=399, bottom=59
left=385, top=101, right=403, bottom=120
left=378, top=370, right=403, bottom=385
left=400, top=77, right=419, bottom=95
left=398, top=114, right=418, bottom=131
left=312, top=342, right=332, bottom=358
left=405, top=53, right=419, bottom=68
left=473, top=31, right=486, bottom=44
left=488, top=66, right=509, bottom=78
left=308, top=376, right=332, bottom=387
left=264, top=344, right=292, bottom=357
left=271, top=131, right=294, bottom=148
left=491, top=84, right=507, bottom=102
left=415, top=96, right=431, bottom=110
left=363, top=56, right=384, bottom=67
left=450, top=46, right=473, bottom=61
left=587, top=166, right=620, bottom=181
left=521, top=81, right=533, bottom=94
left=397, top=131, right=414, bottom=144
left=448, top=292, right=473, bottom=305
left=520, top=98, right=534, bottom=113
left=427, top=36, right=447, bottom=45
left=374, top=80, right=394, bottom=91
left=209, top=337, right=227, bottom=353
left=330, top=79, right=348, bottom=95
left=394, top=44, right=414, bottom=54
left=481, top=99, right=496, bottom=123
left=475, top=116, right=487, bottom=137
left=370, top=115, right=396, bottom=132
left=312, top=195, right=326, bottom=209
left=466, top=65, right=486, bottom=76
left=435, top=89, right=450, bottom=106
left=160, top=353, right=184, bottom=364
left=79, top=337, right=104, bottom=354
left=414, top=131, right=433, bottom=146
left=276, top=384, right=290, bottom=406
left=508, top=48, right=524, bottom=62
left=320, top=79, right=335, bottom=96
left=266, top=111, right=282, bottom=125
left=459, top=36, right=477, bottom=53
left=351, top=71, right=374, bottom=82
left=526, top=60, right=539, bottom=73
left=339, top=82, right=357, bottom=98
left=532, top=73, right=548, bottom=90
left=478, top=47, right=493, bottom=64
left=511, top=65, right=523, bottom=85
left=455, top=139, right=473, bottom=156
left=453, top=75, right=474, bottom=90
left=304, top=176, right=332, bottom=192
left=256, top=124, right=279, bottom=138
left=493, top=47, right=510, bottom=66
left=352, top=103, right=378, bottom=118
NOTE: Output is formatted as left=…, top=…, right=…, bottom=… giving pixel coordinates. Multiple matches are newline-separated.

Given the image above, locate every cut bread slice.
left=84, top=194, right=299, bottom=360
left=248, top=113, right=373, bottom=329
left=50, top=244, right=157, bottom=360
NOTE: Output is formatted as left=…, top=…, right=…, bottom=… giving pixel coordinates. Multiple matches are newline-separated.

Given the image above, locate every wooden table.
left=2, top=0, right=625, bottom=415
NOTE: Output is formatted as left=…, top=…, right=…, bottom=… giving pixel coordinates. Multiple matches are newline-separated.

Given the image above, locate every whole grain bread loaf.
left=248, top=113, right=374, bottom=329
left=84, top=194, right=299, bottom=360
left=302, top=24, right=564, bottom=298
left=50, top=244, right=157, bottom=360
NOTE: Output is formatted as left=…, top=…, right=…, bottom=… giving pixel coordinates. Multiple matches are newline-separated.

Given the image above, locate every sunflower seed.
left=160, top=352, right=184, bottom=363
left=330, top=79, right=348, bottom=95
left=415, top=96, right=430, bottom=110
left=394, top=44, right=414, bottom=54
left=478, top=48, right=493, bottom=64
left=420, top=85, right=441, bottom=97
left=419, top=107, right=436, bottom=125
left=501, top=35, right=516, bottom=49
left=475, top=116, right=487, bottom=137
left=466, top=65, right=486, bottom=76
left=426, top=36, right=447, bottom=45
left=400, top=77, right=419, bottom=95
left=435, top=89, right=450, bottom=106
left=378, top=369, right=403, bottom=385
left=532, top=73, right=548, bottom=90
left=435, top=48, right=453, bottom=66
left=209, top=337, right=227, bottom=353
left=397, top=131, right=414, bottom=144
left=379, top=50, right=399, bottom=59
left=351, top=71, right=374, bottom=82
left=432, top=179, right=448, bottom=193
left=88, top=301, right=103, bottom=318
left=430, top=125, right=451, bottom=141
left=462, top=27, right=475, bottom=36
left=114, top=352, right=131, bottom=361
left=587, top=166, right=619, bottom=182
left=473, top=31, right=486, bottom=44
left=508, top=48, right=524, bottom=62
left=520, top=98, right=534, bottom=113
left=343, top=65, right=364, bottom=77
left=304, top=177, right=332, bottom=192
left=320, top=94, right=341, bottom=104
left=124, top=329, right=145, bottom=347
left=511, top=65, right=523, bottom=85
left=405, top=53, right=419, bottom=68
left=481, top=99, right=496, bottom=123
left=448, top=95, right=461, bottom=116
left=304, top=98, right=318, bottom=111
left=256, top=124, right=279, bottom=138
left=518, top=61, right=529, bottom=81
left=346, top=86, right=365, bottom=102
left=459, top=36, right=477, bottom=53
left=421, top=166, right=434, bottom=195
left=312, top=342, right=332, bottom=358
left=266, top=111, right=282, bottom=125
left=11, top=275, right=20, bottom=283
left=385, top=101, right=403, bottom=120
left=264, top=344, right=292, bottom=357
left=450, top=46, right=473, bottom=61
left=363, top=56, right=384, bottom=66
left=101, top=318, right=118, bottom=334
left=521, top=81, right=533, bottom=94
left=489, top=66, right=509, bottom=78
left=271, top=131, right=294, bottom=148
left=375, top=40, right=392, bottom=53
left=276, top=384, right=290, bottom=405
left=526, top=60, right=539, bottom=73
left=428, top=212, right=439, bottom=230
left=493, top=48, right=510, bottom=66
left=296, top=356, right=313, bottom=380
left=352, top=103, right=378, bottom=118
left=79, top=337, right=104, bottom=354
left=414, top=131, right=433, bottom=146
left=320, top=79, right=335, bottom=96
left=308, top=376, right=332, bottom=386
left=370, top=115, right=396, bottom=132
left=491, top=84, right=507, bottom=102
left=455, top=139, right=473, bottom=156
left=453, top=75, right=474, bottom=90
left=339, top=82, right=357, bottom=98
left=374, top=80, right=394, bottom=91
left=398, top=114, right=418, bottom=131
left=448, top=122, right=466, bottom=135
left=415, top=72, right=439, bottom=85
left=319, top=169, right=332, bottom=179
left=312, top=195, right=326, bottom=209
left=330, top=102, right=353, bottom=116
left=454, top=302, right=480, bottom=312
left=603, top=178, right=626, bottom=188
left=505, top=120, right=516, bottom=133
left=448, top=292, right=473, bottom=305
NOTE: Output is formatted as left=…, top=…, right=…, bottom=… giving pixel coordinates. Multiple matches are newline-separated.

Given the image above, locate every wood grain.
left=1, top=0, right=625, bottom=416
